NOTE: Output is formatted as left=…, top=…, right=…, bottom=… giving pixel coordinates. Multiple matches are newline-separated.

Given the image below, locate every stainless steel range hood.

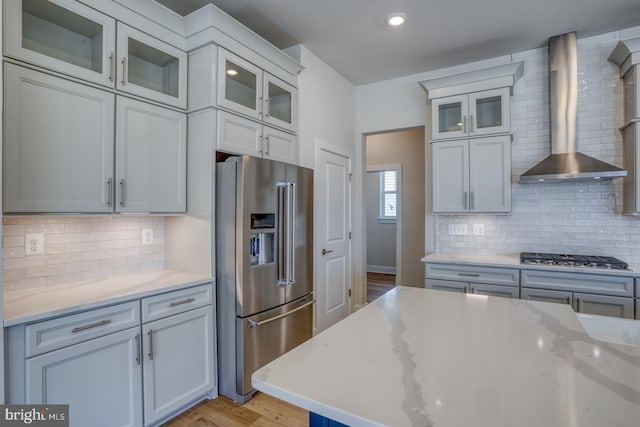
left=519, top=32, right=626, bottom=183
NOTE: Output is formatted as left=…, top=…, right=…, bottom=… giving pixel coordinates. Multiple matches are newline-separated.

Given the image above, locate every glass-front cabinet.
left=432, top=87, right=510, bottom=140
left=218, top=48, right=297, bottom=132
left=5, top=0, right=117, bottom=87
left=116, top=23, right=187, bottom=109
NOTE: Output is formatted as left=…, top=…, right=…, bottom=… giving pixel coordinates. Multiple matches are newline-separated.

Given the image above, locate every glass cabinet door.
left=217, top=49, right=263, bottom=121
left=469, top=87, right=510, bottom=136
left=116, top=23, right=187, bottom=109
left=263, top=73, right=297, bottom=132
left=431, top=95, right=468, bottom=140
left=4, top=0, right=116, bottom=87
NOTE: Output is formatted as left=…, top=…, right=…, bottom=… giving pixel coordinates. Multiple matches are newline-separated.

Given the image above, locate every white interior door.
left=315, top=144, right=352, bottom=333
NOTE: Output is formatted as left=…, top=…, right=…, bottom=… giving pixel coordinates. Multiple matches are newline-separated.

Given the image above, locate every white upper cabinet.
left=217, top=48, right=297, bottom=133
left=432, top=135, right=511, bottom=213
left=116, top=23, right=187, bottom=109
left=5, top=0, right=117, bottom=87
left=116, top=97, right=187, bottom=213
left=432, top=88, right=510, bottom=140
left=4, top=63, right=115, bottom=213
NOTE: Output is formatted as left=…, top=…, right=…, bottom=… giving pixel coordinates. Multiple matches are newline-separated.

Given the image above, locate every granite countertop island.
left=252, top=286, right=640, bottom=427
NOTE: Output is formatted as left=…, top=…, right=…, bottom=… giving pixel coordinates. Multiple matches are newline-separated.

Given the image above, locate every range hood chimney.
left=518, top=32, right=626, bottom=183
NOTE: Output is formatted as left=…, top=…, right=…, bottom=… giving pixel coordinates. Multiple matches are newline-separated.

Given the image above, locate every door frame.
left=365, top=164, right=402, bottom=285
left=314, top=138, right=353, bottom=334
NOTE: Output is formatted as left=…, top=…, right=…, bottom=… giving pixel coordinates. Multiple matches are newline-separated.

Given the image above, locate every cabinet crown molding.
left=419, top=61, right=524, bottom=100
left=609, top=37, right=640, bottom=77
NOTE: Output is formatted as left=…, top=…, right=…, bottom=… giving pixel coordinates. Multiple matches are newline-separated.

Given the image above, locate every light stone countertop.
left=422, top=252, right=640, bottom=276
left=3, top=269, right=212, bottom=326
left=252, top=286, right=640, bottom=427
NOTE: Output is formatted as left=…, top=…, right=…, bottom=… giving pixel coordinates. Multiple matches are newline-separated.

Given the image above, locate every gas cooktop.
left=520, top=252, right=629, bottom=270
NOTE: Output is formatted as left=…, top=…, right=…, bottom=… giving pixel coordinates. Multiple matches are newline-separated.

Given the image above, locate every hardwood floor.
left=162, top=393, right=308, bottom=427
left=367, top=272, right=396, bottom=303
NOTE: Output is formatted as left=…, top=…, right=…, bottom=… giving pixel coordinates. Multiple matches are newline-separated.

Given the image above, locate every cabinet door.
left=216, top=110, right=263, bottom=157
left=116, top=97, right=186, bottom=213
left=622, top=123, right=638, bottom=214
left=4, top=64, right=115, bottom=213
left=521, top=287, right=572, bottom=306
left=469, top=135, right=511, bottom=212
left=217, top=49, right=263, bottom=121
left=431, top=94, right=468, bottom=140
left=432, top=140, right=469, bottom=212
left=263, top=126, right=297, bottom=164
left=5, top=0, right=116, bottom=87
left=469, top=88, right=510, bottom=136
left=263, top=72, right=297, bottom=132
left=26, top=328, right=143, bottom=427
left=623, top=67, right=637, bottom=124
left=574, top=293, right=635, bottom=319
left=425, top=279, right=468, bottom=293
left=142, top=306, right=215, bottom=426
left=116, top=23, right=187, bottom=109
left=469, top=283, right=518, bottom=299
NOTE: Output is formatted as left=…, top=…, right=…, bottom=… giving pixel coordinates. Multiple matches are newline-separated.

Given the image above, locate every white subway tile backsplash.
left=2, top=216, right=165, bottom=290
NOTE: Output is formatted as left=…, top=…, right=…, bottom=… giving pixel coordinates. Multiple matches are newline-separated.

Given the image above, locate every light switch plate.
left=142, top=229, right=154, bottom=246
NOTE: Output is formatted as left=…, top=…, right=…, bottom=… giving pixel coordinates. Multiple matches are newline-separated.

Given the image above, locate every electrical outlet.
left=25, top=233, right=44, bottom=256
left=142, top=229, right=154, bottom=246
left=448, top=224, right=468, bottom=236
left=472, top=224, right=485, bottom=236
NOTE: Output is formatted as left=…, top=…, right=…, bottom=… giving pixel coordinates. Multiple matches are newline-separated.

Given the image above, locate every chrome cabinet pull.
left=147, top=330, right=154, bottom=360
left=121, top=57, right=128, bottom=85
left=258, top=135, right=263, bottom=155
left=469, top=286, right=475, bottom=294
left=265, top=98, right=270, bottom=118
left=264, top=136, right=270, bottom=155
left=107, top=178, right=113, bottom=207
left=169, top=297, right=195, bottom=307
left=135, top=333, right=141, bottom=365
left=575, top=297, right=580, bottom=311
left=566, top=297, right=571, bottom=304
left=248, top=299, right=315, bottom=328
left=463, top=115, right=467, bottom=133
left=109, top=52, right=115, bottom=82
left=463, top=286, right=468, bottom=293
left=470, top=191, right=475, bottom=210
left=258, top=96, right=263, bottom=116
left=458, top=272, right=480, bottom=277
left=72, top=319, right=111, bottom=333
left=120, top=179, right=126, bottom=207
left=470, top=114, right=474, bottom=132
left=463, top=191, right=468, bottom=209
left=321, top=248, right=334, bottom=255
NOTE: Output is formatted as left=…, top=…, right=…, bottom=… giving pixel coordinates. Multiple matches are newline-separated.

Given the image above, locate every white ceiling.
left=156, top=0, right=640, bottom=85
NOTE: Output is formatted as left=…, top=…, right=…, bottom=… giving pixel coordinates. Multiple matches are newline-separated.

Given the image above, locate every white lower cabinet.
left=217, top=110, right=297, bottom=164
left=521, top=288, right=634, bottom=318
left=141, top=306, right=215, bottom=426
left=26, top=327, right=143, bottom=427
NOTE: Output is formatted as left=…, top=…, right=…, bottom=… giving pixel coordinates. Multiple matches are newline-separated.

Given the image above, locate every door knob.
left=321, top=248, right=333, bottom=255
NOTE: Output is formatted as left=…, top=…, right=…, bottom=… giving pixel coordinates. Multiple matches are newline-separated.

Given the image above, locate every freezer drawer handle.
left=71, top=319, right=111, bottom=333
left=248, top=299, right=315, bottom=328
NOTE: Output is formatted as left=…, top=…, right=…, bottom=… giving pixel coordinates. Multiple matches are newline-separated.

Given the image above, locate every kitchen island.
left=252, top=286, right=640, bottom=426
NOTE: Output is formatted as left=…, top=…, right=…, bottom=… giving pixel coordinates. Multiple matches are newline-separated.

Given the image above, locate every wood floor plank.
left=162, top=393, right=307, bottom=427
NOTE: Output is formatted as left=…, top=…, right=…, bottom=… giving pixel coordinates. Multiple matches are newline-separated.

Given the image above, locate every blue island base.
left=309, top=412, right=349, bottom=427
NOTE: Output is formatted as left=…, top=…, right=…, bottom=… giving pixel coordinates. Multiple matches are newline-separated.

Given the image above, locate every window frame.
left=379, top=170, right=397, bottom=223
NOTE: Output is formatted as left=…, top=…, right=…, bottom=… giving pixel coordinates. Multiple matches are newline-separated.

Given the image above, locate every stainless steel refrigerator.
left=215, top=155, right=314, bottom=403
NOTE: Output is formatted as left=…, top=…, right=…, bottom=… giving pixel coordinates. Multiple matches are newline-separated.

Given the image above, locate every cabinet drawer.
left=520, top=269, right=634, bottom=297
left=425, top=279, right=467, bottom=293
left=142, top=284, right=213, bottom=323
left=25, top=301, right=140, bottom=357
left=425, top=263, right=519, bottom=287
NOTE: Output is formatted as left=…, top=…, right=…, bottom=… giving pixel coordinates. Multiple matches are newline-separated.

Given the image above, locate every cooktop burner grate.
left=520, top=252, right=629, bottom=269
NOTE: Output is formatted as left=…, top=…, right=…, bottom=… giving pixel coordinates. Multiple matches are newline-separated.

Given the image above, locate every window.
left=380, top=170, right=397, bottom=220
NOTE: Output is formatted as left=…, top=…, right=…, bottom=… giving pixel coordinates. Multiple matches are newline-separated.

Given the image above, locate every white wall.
left=284, top=45, right=356, bottom=168
left=365, top=172, right=396, bottom=272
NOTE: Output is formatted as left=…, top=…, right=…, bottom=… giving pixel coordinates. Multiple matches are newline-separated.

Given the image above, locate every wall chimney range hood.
left=518, top=32, right=626, bottom=183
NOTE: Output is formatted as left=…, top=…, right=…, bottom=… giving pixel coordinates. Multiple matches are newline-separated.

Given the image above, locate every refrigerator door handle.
left=248, top=299, right=315, bottom=327
left=286, top=183, right=296, bottom=286
left=277, top=183, right=288, bottom=286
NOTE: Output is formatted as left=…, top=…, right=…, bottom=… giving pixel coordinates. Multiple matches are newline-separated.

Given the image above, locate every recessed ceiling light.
left=386, top=12, right=407, bottom=27
left=226, top=69, right=238, bottom=76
